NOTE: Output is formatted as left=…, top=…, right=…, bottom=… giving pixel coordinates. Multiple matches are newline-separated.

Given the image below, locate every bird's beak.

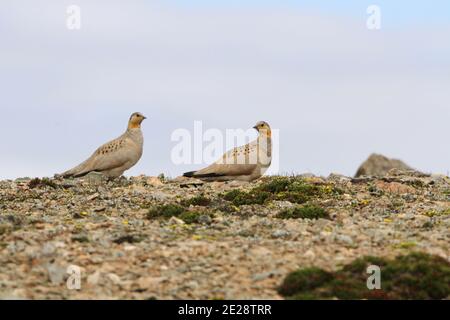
left=253, top=125, right=258, bottom=130
left=143, top=116, right=147, bottom=120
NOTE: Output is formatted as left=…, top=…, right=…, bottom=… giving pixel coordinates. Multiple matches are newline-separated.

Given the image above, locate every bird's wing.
left=192, top=163, right=257, bottom=178
left=62, top=135, right=133, bottom=177
left=192, top=141, right=259, bottom=177
left=82, top=137, right=134, bottom=172
left=218, top=140, right=259, bottom=165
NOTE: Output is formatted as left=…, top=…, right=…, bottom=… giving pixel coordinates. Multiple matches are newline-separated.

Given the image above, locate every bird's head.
left=253, top=121, right=271, bottom=137
left=128, top=112, right=146, bottom=129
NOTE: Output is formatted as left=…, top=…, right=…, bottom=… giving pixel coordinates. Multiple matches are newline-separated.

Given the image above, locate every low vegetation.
left=28, top=178, right=58, bottom=189
left=276, top=204, right=330, bottom=220
left=223, top=176, right=342, bottom=206
left=423, top=208, right=450, bottom=217
left=278, top=252, right=450, bottom=300
left=146, top=204, right=212, bottom=224
left=180, top=194, right=212, bottom=207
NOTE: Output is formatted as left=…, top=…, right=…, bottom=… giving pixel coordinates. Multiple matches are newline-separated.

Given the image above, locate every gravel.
left=0, top=172, right=449, bottom=299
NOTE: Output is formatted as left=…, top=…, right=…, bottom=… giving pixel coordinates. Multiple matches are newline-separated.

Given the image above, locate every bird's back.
left=61, top=128, right=144, bottom=178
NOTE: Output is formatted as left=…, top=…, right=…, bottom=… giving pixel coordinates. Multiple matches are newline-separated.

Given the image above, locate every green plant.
left=181, top=194, right=211, bottom=207
left=278, top=252, right=450, bottom=300
left=113, top=234, right=145, bottom=244
left=178, top=211, right=205, bottom=224
left=423, top=208, right=450, bottom=217
left=368, top=184, right=384, bottom=197
left=276, top=205, right=330, bottom=220
left=222, top=177, right=341, bottom=206
left=147, top=204, right=212, bottom=224
left=28, top=178, right=58, bottom=189
left=223, top=189, right=271, bottom=206
left=278, top=268, right=333, bottom=297
left=147, top=204, right=185, bottom=220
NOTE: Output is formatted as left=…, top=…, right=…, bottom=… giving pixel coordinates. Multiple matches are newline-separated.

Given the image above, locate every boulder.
left=355, top=153, right=413, bottom=177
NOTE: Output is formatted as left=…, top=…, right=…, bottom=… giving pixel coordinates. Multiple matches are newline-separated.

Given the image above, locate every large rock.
left=355, top=154, right=413, bottom=177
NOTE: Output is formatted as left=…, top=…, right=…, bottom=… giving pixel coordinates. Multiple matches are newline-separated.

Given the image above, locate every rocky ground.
left=0, top=170, right=449, bottom=299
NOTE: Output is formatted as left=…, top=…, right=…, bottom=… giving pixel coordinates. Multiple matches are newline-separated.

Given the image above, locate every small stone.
left=198, top=215, right=212, bottom=224
left=304, top=249, right=316, bottom=259
left=335, top=234, right=354, bottom=246
left=213, top=216, right=224, bottom=223
left=168, top=216, right=185, bottom=225
left=252, top=271, right=279, bottom=281
left=84, top=172, right=106, bottom=186
left=328, top=173, right=351, bottom=182
left=41, top=242, right=56, bottom=256
left=87, top=193, right=100, bottom=201
left=87, top=271, right=101, bottom=286
left=185, top=280, right=199, bottom=289
left=146, top=177, right=164, bottom=187
left=107, top=273, right=121, bottom=285
left=151, top=191, right=173, bottom=201
left=46, top=264, right=66, bottom=285
left=138, top=276, right=167, bottom=289
left=271, top=230, right=290, bottom=238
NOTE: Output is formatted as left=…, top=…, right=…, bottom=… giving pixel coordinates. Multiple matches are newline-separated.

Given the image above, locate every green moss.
left=278, top=268, right=333, bottom=297
left=258, top=178, right=292, bottom=194
left=368, top=184, right=384, bottom=197
left=341, top=256, right=387, bottom=274
left=222, top=177, right=341, bottom=206
left=406, top=179, right=425, bottom=188
left=382, top=253, right=450, bottom=299
left=28, top=177, right=58, bottom=189
left=0, top=224, right=12, bottom=236
left=113, top=234, right=145, bottom=244
left=147, top=204, right=212, bottom=224
left=223, top=189, right=271, bottom=206
left=181, top=194, right=212, bottom=207
left=388, top=199, right=404, bottom=211
left=422, top=221, right=433, bottom=229
left=276, top=205, right=330, bottom=220
left=71, top=234, right=90, bottom=243
left=178, top=211, right=205, bottom=224
left=423, top=208, right=450, bottom=217
left=147, top=204, right=185, bottom=220
left=278, top=252, right=450, bottom=300
left=395, top=241, right=417, bottom=249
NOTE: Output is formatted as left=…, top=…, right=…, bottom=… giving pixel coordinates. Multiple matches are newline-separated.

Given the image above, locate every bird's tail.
left=183, top=171, right=224, bottom=178
left=60, top=160, right=91, bottom=178
left=183, top=171, right=197, bottom=178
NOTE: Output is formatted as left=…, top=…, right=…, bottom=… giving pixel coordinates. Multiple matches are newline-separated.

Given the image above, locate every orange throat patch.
left=128, top=121, right=141, bottom=130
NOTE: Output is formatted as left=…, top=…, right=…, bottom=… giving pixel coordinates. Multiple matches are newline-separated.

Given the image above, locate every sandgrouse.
left=60, top=112, right=146, bottom=178
left=183, top=121, right=272, bottom=182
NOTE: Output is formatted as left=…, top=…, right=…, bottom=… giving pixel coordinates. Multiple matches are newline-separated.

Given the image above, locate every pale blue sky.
left=1, top=1, right=449, bottom=179
left=169, top=0, right=450, bottom=25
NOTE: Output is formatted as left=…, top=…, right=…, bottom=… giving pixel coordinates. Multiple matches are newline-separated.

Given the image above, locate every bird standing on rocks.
left=183, top=121, right=272, bottom=182
left=60, top=112, right=146, bottom=179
